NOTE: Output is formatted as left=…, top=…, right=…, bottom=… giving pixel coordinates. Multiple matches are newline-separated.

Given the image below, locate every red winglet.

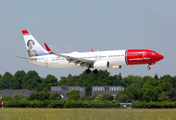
left=22, top=30, right=30, bottom=34
left=44, top=43, right=51, bottom=52
left=91, top=49, right=94, bottom=52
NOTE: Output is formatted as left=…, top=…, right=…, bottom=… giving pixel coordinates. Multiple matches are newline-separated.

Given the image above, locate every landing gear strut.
left=147, top=65, right=151, bottom=70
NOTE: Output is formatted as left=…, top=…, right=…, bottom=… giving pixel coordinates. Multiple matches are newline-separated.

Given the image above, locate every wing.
left=53, top=52, right=94, bottom=67
left=44, top=43, right=94, bottom=67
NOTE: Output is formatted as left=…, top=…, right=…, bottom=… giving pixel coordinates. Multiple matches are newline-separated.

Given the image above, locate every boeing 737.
left=14, top=30, right=164, bottom=74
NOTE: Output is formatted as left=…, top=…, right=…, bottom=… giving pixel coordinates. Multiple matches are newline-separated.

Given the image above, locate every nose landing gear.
left=147, top=65, right=151, bottom=70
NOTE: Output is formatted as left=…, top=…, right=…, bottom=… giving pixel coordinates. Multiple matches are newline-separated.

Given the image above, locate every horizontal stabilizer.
left=14, top=55, right=37, bottom=60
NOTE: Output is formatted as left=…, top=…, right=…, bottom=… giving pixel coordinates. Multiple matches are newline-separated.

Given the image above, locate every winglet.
left=22, top=30, right=30, bottom=34
left=44, top=43, right=59, bottom=57
left=44, top=43, right=51, bottom=52
left=91, top=49, right=94, bottom=52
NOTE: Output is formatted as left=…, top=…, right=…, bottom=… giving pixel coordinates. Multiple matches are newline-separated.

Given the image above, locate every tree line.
left=0, top=70, right=58, bottom=92
left=58, top=71, right=176, bottom=105
left=1, top=91, right=119, bottom=108
left=1, top=70, right=176, bottom=108
left=0, top=70, right=123, bottom=95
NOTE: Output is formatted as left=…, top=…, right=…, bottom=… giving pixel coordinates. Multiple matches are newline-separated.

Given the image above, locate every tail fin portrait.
left=22, top=30, right=49, bottom=57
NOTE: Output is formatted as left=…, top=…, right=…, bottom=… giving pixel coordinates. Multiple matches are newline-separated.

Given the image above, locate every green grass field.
left=0, top=108, right=176, bottom=120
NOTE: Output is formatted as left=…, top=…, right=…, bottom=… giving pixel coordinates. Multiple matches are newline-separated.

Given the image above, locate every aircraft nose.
left=158, top=54, right=164, bottom=60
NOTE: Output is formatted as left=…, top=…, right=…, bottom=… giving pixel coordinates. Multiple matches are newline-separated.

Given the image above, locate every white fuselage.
left=17, top=30, right=164, bottom=71
left=28, top=50, right=127, bottom=69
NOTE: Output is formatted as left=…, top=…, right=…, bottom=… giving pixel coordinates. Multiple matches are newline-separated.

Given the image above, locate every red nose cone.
left=158, top=54, right=164, bottom=60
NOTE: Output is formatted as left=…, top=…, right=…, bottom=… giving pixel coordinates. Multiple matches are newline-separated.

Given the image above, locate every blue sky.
left=0, top=0, right=176, bottom=79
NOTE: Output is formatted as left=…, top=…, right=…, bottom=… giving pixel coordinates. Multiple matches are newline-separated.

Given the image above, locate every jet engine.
left=93, top=61, right=110, bottom=69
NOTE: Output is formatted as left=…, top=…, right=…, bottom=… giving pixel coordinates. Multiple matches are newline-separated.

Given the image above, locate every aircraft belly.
left=48, top=61, right=81, bottom=69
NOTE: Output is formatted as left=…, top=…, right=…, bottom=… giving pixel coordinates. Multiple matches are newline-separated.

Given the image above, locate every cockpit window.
left=150, top=52, right=157, bottom=55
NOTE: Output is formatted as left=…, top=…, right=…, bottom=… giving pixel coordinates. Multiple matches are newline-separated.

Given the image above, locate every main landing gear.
left=147, top=65, right=151, bottom=70
left=86, top=69, right=91, bottom=73
left=85, top=69, right=98, bottom=74
left=93, top=69, right=98, bottom=74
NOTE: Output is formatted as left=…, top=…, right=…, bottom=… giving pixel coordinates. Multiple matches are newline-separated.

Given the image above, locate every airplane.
left=14, top=30, right=164, bottom=74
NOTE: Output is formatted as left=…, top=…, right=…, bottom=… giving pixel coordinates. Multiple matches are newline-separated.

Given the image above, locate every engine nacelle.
left=93, top=61, right=110, bottom=69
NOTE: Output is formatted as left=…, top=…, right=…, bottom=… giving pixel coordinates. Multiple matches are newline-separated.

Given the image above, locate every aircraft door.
left=142, top=51, right=147, bottom=62
left=44, top=57, right=48, bottom=65
left=143, top=51, right=146, bottom=58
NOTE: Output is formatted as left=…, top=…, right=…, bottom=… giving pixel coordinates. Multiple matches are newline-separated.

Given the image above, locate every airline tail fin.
left=22, top=30, right=49, bottom=57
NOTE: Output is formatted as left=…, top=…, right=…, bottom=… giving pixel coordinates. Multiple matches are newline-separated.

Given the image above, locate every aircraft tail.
left=22, top=30, right=49, bottom=57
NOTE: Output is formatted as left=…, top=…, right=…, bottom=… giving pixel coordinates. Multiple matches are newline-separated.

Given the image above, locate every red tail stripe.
left=22, top=30, right=30, bottom=34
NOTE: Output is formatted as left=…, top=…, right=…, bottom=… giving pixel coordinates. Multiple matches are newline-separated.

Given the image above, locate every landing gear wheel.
left=86, top=69, right=91, bottom=73
left=147, top=66, right=151, bottom=70
left=93, top=69, right=98, bottom=74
